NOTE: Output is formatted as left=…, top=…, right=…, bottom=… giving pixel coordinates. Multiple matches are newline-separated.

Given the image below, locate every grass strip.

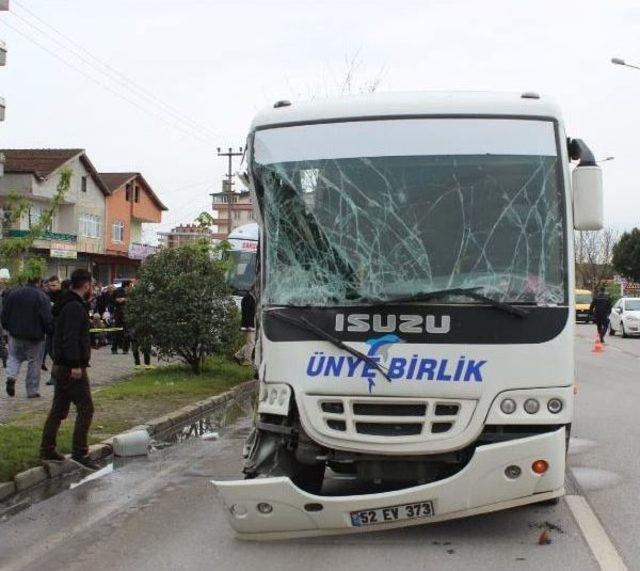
left=0, top=356, right=250, bottom=482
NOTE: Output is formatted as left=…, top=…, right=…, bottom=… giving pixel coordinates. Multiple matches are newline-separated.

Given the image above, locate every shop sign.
left=50, top=240, right=78, bottom=259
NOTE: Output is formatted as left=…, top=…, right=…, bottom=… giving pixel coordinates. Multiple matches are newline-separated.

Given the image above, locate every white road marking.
left=565, top=494, right=628, bottom=571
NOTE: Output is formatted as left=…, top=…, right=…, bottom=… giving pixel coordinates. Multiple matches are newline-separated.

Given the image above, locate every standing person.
left=110, top=287, right=129, bottom=354
left=0, top=277, right=53, bottom=398
left=40, top=269, right=99, bottom=470
left=589, top=286, right=612, bottom=344
left=42, top=275, right=62, bottom=377
left=131, top=332, right=152, bottom=369
left=125, top=279, right=152, bottom=369
left=233, top=286, right=256, bottom=366
left=0, top=268, right=11, bottom=369
left=96, top=284, right=115, bottom=316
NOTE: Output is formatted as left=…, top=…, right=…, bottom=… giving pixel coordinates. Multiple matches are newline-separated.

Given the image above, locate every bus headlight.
left=547, top=398, right=563, bottom=414
left=500, top=398, right=517, bottom=414
left=523, top=398, right=540, bottom=414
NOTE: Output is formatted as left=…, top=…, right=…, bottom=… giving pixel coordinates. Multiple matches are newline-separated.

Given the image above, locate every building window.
left=232, top=210, right=241, bottom=221
left=28, top=204, right=43, bottom=228
left=125, top=182, right=132, bottom=201
left=81, top=176, right=88, bottom=193
left=134, top=185, right=140, bottom=203
left=80, top=214, right=102, bottom=238
left=112, top=220, right=125, bottom=243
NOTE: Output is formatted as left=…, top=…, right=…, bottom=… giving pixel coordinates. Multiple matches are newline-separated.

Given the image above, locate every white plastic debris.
left=112, top=429, right=151, bottom=457
left=201, top=432, right=220, bottom=441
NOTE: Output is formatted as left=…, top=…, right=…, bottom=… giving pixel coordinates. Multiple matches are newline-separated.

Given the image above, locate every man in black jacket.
left=233, top=286, right=256, bottom=366
left=42, top=275, right=62, bottom=380
left=110, top=287, right=129, bottom=354
left=40, top=269, right=99, bottom=470
left=0, top=277, right=52, bottom=397
left=589, top=286, right=613, bottom=343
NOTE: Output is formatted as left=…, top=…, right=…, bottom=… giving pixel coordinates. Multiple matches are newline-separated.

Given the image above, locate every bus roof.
left=251, top=91, right=563, bottom=131
left=227, top=222, right=259, bottom=242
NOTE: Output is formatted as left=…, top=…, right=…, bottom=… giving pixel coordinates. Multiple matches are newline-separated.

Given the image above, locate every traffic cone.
left=592, top=336, right=604, bottom=353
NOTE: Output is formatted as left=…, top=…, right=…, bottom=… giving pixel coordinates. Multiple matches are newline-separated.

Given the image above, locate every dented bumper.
left=211, top=427, right=566, bottom=540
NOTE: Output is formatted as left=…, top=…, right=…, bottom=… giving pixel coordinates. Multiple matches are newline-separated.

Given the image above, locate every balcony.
left=6, top=229, right=77, bottom=242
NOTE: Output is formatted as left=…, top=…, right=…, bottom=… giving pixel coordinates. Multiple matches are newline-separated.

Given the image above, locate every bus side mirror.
left=572, top=166, right=603, bottom=230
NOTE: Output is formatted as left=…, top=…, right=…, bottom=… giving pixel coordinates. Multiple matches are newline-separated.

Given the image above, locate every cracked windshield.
left=255, top=119, right=566, bottom=307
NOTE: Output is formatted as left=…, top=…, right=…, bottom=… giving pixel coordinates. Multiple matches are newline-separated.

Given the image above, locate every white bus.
left=224, top=222, right=258, bottom=304
left=213, top=91, right=603, bottom=539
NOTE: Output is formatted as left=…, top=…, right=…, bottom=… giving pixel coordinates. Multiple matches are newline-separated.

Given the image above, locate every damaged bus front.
left=212, top=92, right=603, bottom=539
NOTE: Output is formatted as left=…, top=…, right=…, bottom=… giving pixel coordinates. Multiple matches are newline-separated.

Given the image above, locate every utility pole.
left=0, top=1, right=8, bottom=124
left=0, top=1, right=9, bottom=240
left=216, top=146, right=243, bottom=237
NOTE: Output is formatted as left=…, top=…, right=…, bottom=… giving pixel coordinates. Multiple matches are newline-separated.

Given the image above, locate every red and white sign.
left=240, top=240, right=258, bottom=252
left=50, top=240, right=77, bottom=259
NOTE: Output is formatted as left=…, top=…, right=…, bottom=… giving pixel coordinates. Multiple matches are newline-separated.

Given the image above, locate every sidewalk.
left=0, top=349, right=143, bottom=424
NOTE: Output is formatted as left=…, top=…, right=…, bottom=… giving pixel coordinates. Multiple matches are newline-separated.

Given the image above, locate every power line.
left=7, top=6, right=217, bottom=144
left=11, top=0, right=219, bottom=142
left=0, top=18, right=216, bottom=147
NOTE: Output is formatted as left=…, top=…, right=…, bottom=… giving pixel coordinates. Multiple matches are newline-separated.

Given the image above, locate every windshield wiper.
left=268, top=309, right=392, bottom=383
left=354, top=287, right=529, bottom=319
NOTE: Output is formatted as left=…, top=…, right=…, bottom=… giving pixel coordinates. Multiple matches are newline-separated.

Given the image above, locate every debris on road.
left=538, top=528, right=552, bottom=545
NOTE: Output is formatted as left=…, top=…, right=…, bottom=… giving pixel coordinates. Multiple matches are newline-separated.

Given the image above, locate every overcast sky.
left=1, top=0, right=639, bottom=241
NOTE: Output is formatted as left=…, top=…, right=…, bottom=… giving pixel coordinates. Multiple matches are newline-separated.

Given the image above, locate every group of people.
left=0, top=270, right=156, bottom=472
left=0, top=274, right=154, bottom=398
left=1, top=269, right=100, bottom=471
left=93, top=283, right=153, bottom=368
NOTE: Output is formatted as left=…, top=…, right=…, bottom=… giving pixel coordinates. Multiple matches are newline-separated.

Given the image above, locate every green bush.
left=127, top=241, right=239, bottom=374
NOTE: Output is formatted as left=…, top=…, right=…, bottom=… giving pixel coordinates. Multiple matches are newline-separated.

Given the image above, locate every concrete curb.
left=0, top=379, right=257, bottom=506
left=143, top=380, right=257, bottom=437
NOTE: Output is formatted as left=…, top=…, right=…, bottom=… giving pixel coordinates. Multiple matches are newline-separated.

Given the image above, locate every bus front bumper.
left=211, top=427, right=566, bottom=540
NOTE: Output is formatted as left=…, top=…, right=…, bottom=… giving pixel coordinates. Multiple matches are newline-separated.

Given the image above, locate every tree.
left=0, top=169, right=71, bottom=283
left=574, top=227, right=618, bottom=289
left=195, top=211, right=215, bottom=230
left=286, top=51, right=386, bottom=101
left=612, top=228, right=640, bottom=282
left=125, top=241, right=238, bottom=374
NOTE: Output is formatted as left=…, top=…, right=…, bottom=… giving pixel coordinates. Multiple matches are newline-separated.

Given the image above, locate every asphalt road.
left=0, top=325, right=637, bottom=571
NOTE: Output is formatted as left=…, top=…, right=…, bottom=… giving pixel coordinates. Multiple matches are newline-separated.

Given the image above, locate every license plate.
left=350, top=500, right=435, bottom=527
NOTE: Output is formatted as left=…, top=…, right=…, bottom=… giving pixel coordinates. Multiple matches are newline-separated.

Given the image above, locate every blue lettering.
left=464, top=360, right=486, bottom=382
left=362, top=356, right=380, bottom=379
left=416, top=359, right=437, bottom=381
left=306, top=353, right=325, bottom=377
left=406, top=355, right=419, bottom=379
left=436, top=359, right=452, bottom=382
left=324, top=356, right=345, bottom=376
left=346, top=356, right=361, bottom=377
left=453, top=357, right=466, bottom=382
left=388, top=357, right=406, bottom=379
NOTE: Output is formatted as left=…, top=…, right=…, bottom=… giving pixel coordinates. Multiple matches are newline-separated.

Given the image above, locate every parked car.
left=575, top=288, right=593, bottom=322
left=609, top=297, right=640, bottom=337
